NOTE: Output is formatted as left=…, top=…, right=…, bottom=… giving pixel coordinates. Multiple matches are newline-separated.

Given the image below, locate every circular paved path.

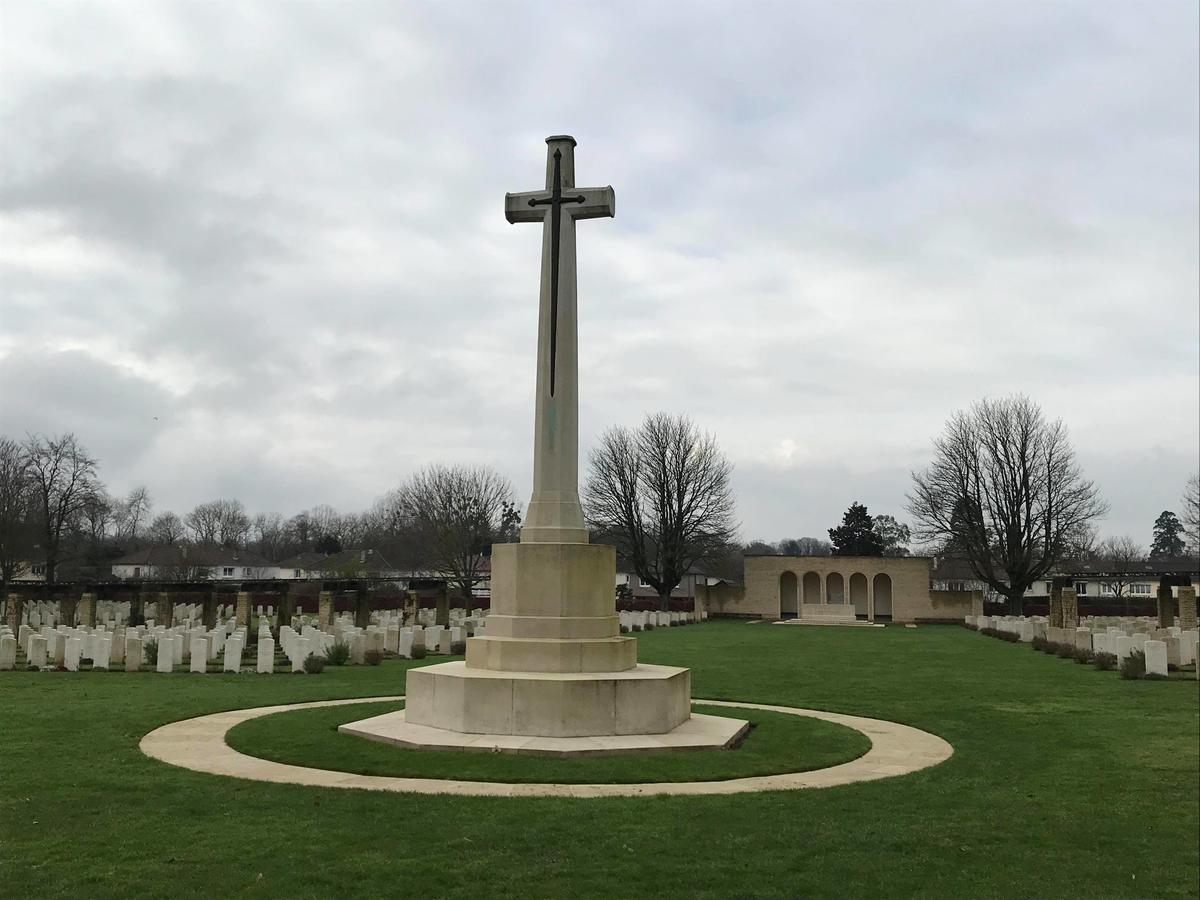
left=140, top=696, right=953, bottom=798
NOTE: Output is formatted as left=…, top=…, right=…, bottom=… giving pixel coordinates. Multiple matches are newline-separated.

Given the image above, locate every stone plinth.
left=339, top=706, right=745, bottom=757
left=379, top=540, right=704, bottom=745
left=402, top=661, right=691, bottom=738
left=466, top=542, right=636, bottom=673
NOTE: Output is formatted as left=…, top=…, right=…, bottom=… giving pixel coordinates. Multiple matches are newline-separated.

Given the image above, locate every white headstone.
left=1115, top=635, right=1133, bottom=662
left=64, top=636, right=82, bottom=671
left=1143, top=640, right=1168, bottom=677
left=28, top=634, right=47, bottom=668
left=292, top=636, right=311, bottom=672
left=224, top=637, right=243, bottom=673
left=125, top=635, right=143, bottom=671
left=257, top=637, right=275, bottom=673
left=157, top=637, right=175, bottom=673
left=93, top=635, right=112, bottom=670
left=0, top=635, right=16, bottom=670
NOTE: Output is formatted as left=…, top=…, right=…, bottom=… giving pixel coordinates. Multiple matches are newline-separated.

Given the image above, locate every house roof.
left=287, top=547, right=403, bottom=576
left=275, top=551, right=328, bottom=570
left=112, top=546, right=274, bottom=569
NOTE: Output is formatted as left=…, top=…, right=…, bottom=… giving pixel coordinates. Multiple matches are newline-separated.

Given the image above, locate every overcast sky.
left=1, top=1, right=1197, bottom=548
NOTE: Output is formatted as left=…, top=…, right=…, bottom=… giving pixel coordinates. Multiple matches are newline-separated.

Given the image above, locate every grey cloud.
left=0, top=0, right=1195, bottom=539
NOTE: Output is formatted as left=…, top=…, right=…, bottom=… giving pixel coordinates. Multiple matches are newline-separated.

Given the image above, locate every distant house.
left=930, top=555, right=1198, bottom=602
left=275, top=548, right=407, bottom=581
left=110, top=546, right=277, bottom=581
left=309, top=548, right=406, bottom=580
left=1023, top=556, right=1199, bottom=599
left=274, top=551, right=329, bottom=580
left=614, top=561, right=724, bottom=601
left=12, top=559, right=46, bottom=583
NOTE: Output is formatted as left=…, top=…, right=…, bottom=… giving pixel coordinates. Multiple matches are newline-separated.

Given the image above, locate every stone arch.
left=779, top=571, right=799, bottom=618
left=849, top=573, right=869, bottom=618
left=873, top=573, right=893, bottom=619
left=802, top=571, right=821, bottom=605
left=826, top=572, right=845, bottom=604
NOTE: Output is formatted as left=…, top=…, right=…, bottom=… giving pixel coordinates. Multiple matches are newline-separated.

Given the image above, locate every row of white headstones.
left=0, top=607, right=492, bottom=673
left=967, top=614, right=1200, bottom=677
left=10, top=600, right=275, bottom=631
left=619, top=610, right=704, bottom=631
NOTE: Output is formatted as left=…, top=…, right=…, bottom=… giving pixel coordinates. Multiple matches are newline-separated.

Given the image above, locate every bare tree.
left=250, top=512, right=288, bottom=560
left=1183, top=473, right=1200, bottom=556
left=286, top=512, right=313, bottom=550
left=185, top=499, right=250, bottom=547
left=1093, top=535, right=1145, bottom=611
left=585, top=413, right=738, bottom=610
left=147, top=511, right=185, bottom=545
left=0, top=437, right=35, bottom=590
left=115, top=486, right=152, bottom=543
left=24, top=433, right=101, bottom=583
left=390, top=464, right=515, bottom=604
left=907, top=395, right=1107, bottom=614
left=785, top=536, right=833, bottom=556
left=78, top=489, right=115, bottom=548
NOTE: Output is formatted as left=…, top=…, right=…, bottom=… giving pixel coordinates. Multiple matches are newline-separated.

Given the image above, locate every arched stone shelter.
left=826, top=572, right=845, bottom=605
left=735, top=555, right=939, bottom=623
left=849, top=573, right=869, bottom=617
left=873, top=573, right=893, bottom=619
left=802, top=571, right=822, bottom=604
left=779, top=571, right=799, bottom=618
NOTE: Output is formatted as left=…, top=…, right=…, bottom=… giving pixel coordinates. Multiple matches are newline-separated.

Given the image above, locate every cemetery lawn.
left=0, top=622, right=1196, bottom=899
left=225, top=700, right=871, bottom=783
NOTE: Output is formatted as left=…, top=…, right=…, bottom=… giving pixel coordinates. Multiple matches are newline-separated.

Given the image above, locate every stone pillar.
left=274, top=585, right=293, bottom=635
left=235, top=591, right=252, bottom=628
left=158, top=591, right=174, bottom=628
left=1157, top=582, right=1175, bottom=628
left=355, top=587, right=372, bottom=630
left=1060, top=587, right=1078, bottom=629
left=5, top=593, right=22, bottom=633
left=1178, top=585, right=1197, bottom=631
left=79, top=592, right=97, bottom=628
left=970, top=591, right=985, bottom=618
left=58, top=591, right=79, bottom=627
left=435, top=584, right=449, bottom=628
left=203, top=589, right=219, bottom=630
left=1048, top=585, right=1063, bottom=628
left=318, top=591, right=334, bottom=629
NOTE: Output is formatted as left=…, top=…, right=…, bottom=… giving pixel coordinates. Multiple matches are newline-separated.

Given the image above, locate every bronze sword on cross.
left=505, top=136, right=615, bottom=398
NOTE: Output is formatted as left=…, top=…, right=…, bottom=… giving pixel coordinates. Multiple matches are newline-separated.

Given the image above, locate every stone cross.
left=505, top=136, right=614, bottom=544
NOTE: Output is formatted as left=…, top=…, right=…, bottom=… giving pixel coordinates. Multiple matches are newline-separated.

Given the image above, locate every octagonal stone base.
left=338, top=708, right=749, bottom=757
left=400, top=661, right=692, bottom=738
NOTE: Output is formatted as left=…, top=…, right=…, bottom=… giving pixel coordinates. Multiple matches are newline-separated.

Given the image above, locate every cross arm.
left=505, top=191, right=547, bottom=224
left=570, top=186, right=616, bottom=220
left=504, top=186, right=616, bottom=224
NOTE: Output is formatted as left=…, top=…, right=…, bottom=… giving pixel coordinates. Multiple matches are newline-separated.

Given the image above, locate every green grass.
left=225, top=700, right=870, bottom=783
left=0, top=622, right=1197, bottom=899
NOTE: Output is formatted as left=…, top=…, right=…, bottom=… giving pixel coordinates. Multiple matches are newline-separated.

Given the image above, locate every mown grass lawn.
left=226, top=700, right=870, bottom=783
left=1, top=621, right=1197, bottom=899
